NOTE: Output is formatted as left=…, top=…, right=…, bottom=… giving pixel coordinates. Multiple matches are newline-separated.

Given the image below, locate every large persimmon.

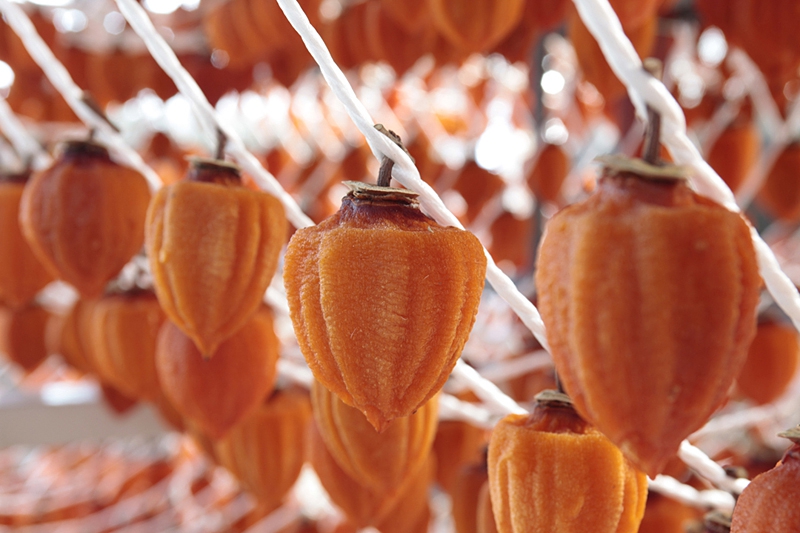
left=285, top=176, right=486, bottom=431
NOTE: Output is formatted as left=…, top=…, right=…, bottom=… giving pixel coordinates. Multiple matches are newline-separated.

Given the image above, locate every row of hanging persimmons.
left=0, top=119, right=799, bottom=532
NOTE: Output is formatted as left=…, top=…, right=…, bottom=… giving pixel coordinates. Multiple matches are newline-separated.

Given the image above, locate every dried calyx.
left=186, top=157, right=242, bottom=185
left=342, top=125, right=420, bottom=206
left=777, top=425, right=800, bottom=445
left=60, top=139, right=111, bottom=160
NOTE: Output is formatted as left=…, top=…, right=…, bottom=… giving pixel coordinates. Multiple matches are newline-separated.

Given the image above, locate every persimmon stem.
left=377, top=157, right=394, bottom=187
left=642, top=58, right=663, bottom=165
left=215, top=127, right=226, bottom=161
left=81, top=92, right=120, bottom=134
left=373, top=124, right=411, bottom=188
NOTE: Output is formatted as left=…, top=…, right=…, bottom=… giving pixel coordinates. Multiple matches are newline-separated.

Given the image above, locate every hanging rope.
left=0, top=97, right=51, bottom=170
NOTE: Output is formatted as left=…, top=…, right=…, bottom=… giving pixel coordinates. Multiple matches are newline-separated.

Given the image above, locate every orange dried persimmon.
left=19, top=141, right=151, bottom=298
left=0, top=302, right=50, bottom=373
left=155, top=306, right=279, bottom=439
left=0, top=171, right=54, bottom=309
left=735, top=318, right=799, bottom=405
left=731, top=427, right=800, bottom=532
left=146, top=158, right=287, bottom=357
left=535, top=153, right=761, bottom=476
left=488, top=391, right=647, bottom=533
left=311, top=380, right=438, bottom=493
left=88, top=289, right=165, bottom=402
left=284, top=157, right=486, bottom=430
left=215, top=388, right=312, bottom=511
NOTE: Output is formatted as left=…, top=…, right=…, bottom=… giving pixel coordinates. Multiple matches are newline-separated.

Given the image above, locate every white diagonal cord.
left=0, top=0, right=162, bottom=191
left=0, top=97, right=52, bottom=170
left=113, top=0, right=314, bottom=231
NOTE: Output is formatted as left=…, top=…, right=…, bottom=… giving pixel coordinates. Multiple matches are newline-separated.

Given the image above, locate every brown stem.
left=377, top=157, right=394, bottom=187
left=373, top=124, right=411, bottom=188
left=215, top=127, right=227, bottom=161
left=642, top=58, right=664, bottom=165
left=81, top=92, right=120, bottom=133
left=643, top=106, right=661, bottom=164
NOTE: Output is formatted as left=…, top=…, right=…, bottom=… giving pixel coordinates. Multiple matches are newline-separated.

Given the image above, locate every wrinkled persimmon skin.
left=146, top=161, right=287, bottom=357
left=311, top=380, right=438, bottom=493
left=731, top=444, right=800, bottom=532
left=535, top=171, right=761, bottom=476
left=285, top=189, right=486, bottom=430
left=488, top=400, right=648, bottom=533
left=215, top=389, right=312, bottom=511
left=20, top=142, right=151, bottom=298
left=155, top=307, right=279, bottom=439
left=307, top=420, right=434, bottom=529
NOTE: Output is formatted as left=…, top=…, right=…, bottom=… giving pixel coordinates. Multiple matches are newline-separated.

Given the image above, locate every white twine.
left=678, top=441, right=750, bottom=494
left=648, top=475, right=736, bottom=513
left=0, top=97, right=51, bottom=170
left=0, top=0, right=161, bottom=191
left=451, top=360, right=527, bottom=416
left=438, top=392, right=496, bottom=429
left=113, top=0, right=313, bottom=231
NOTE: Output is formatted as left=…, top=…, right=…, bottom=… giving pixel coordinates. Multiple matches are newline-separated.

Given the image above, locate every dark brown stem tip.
left=642, top=57, right=664, bottom=166
left=80, top=92, right=120, bottom=133
left=215, top=127, right=227, bottom=161
left=374, top=124, right=413, bottom=188
left=778, top=425, right=800, bottom=444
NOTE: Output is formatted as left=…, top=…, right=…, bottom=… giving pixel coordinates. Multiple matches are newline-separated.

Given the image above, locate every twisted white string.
left=648, top=475, right=735, bottom=513
left=0, top=0, right=161, bottom=191
left=113, top=0, right=313, bottom=231
left=0, top=97, right=51, bottom=170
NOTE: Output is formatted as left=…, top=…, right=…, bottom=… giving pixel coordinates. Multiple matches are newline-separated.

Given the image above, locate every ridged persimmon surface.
left=428, top=0, right=524, bottom=54
left=488, top=394, right=647, bottom=533
left=89, top=291, right=165, bottom=402
left=285, top=185, right=485, bottom=430
left=19, top=141, right=151, bottom=298
left=311, top=380, right=438, bottom=493
left=146, top=160, right=286, bottom=357
left=536, top=169, right=761, bottom=476
left=0, top=176, right=53, bottom=308
left=215, top=388, right=312, bottom=510
left=155, top=307, right=279, bottom=439
left=308, top=420, right=433, bottom=529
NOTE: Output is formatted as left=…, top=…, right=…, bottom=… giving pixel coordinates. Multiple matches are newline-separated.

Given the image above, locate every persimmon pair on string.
left=145, top=132, right=287, bottom=438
